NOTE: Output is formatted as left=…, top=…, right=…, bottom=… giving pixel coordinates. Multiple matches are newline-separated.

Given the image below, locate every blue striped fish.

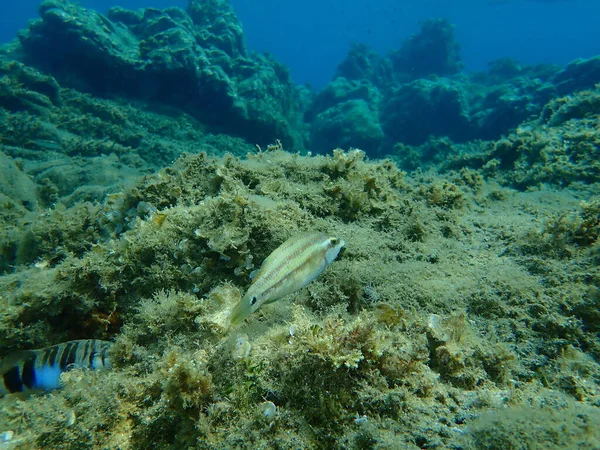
left=230, top=231, right=345, bottom=326
left=0, top=339, right=112, bottom=396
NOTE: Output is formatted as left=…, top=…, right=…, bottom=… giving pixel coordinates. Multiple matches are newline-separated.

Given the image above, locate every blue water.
left=1, top=0, right=599, bottom=88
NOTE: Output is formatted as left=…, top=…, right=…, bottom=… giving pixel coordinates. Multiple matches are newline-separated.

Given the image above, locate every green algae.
left=1, top=138, right=599, bottom=448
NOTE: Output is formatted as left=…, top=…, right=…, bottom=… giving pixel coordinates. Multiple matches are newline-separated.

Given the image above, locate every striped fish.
left=0, top=339, right=112, bottom=396
left=230, top=231, right=345, bottom=326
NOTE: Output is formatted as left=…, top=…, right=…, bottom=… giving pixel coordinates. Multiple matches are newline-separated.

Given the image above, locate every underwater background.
left=2, top=0, right=600, bottom=88
left=0, top=0, right=600, bottom=448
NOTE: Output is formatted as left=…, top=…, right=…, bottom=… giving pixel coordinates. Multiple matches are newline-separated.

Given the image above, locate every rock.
left=335, top=43, right=392, bottom=87
left=311, top=99, right=384, bottom=155
left=0, top=151, right=38, bottom=210
left=19, top=0, right=140, bottom=90
left=305, top=77, right=380, bottom=122
left=389, top=18, right=463, bottom=81
left=306, top=77, right=383, bottom=154
left=551, top=55, right=600, bottom=95
left=16, top=0, right=304, bottom=148
left=0, top=59, right=61, bottom=113
left=381, top=78, right=471, bottom=146
left=186, top=0, right=245, bottom=58
left=471, top=78, right=554, bottom=140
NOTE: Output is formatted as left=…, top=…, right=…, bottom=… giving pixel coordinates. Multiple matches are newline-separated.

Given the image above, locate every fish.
left=0, top=339, right=112, bottom=396
left=230, top=231, right=345, bottom=326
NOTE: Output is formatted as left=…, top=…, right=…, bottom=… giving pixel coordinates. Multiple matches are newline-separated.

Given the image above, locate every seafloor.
left=1, top=0, right=600, bottom=449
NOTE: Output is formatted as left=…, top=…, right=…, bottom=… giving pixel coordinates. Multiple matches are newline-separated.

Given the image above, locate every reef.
left=1, top=139, right=600, bottom=447
left=11, top=0, right=305, bottom=148
left=1, top=0, right=600, bottom=449
left=311, top=19, right=600, bottom=155
left=435, top=85, right=600, bottom=190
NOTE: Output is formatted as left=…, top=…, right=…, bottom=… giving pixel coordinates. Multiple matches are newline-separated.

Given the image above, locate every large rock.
left=380, top=78, right=471, bottom=146
left=305, top=77, right=383, bottom=154
left=389, top=18, right=463, bottom=81
left=0, top=151, right=38, bottom=210
left=311, top=99, right=384, bottom=155
left=551, top=55, right=600, bottom=95
left=305, top=77, right=380, bottom=121
left=335, top=43, right=392, bottom=88
left=17, top=0, right=304, bottom=148
left=311, top=49, right=566, bottom=150
left=0, top=59, right=61, bottom=113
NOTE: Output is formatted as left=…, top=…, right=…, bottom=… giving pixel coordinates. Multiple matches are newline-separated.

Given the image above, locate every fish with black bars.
left=0, top=339, right=113, bottom=396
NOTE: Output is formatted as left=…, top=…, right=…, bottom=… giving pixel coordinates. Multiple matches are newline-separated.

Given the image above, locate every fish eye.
left=250, top=296, right=257, bottom=306
left=330, top=238, right=338, bottom=245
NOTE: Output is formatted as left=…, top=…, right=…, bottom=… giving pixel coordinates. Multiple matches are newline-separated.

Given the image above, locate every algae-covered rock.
left=185, top=0, right=245, bottom=57
left=1, top=138, right=599, bottom=448
left=381, top=78, right=471, bottom=146
left=438, top=85, right=600, bottom=190
left=309, top=20, right=575, bottom=153
left=311, top=99, right=384, bottom=155
left=335, top=43, right=392, bottom=87
left=490, top=87, right=600, bottom=188
left=0, top=150, right=38, bottom=211
left=0, top=51, right=261, bottom=210
left=20, top=0, right=140, bottom=85
left=552, top=55, right=600, bottom=95
left=389, top=18, right=463, bottom=80
left=0, top=59, right=61, bottom=114
left=470, top=78, right=551, bottom=141
left=15, top=0, right=305, bottom=148
left=305, top=76, right=381, bottom=121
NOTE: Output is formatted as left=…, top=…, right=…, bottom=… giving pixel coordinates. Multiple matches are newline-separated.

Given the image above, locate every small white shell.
left=427, top=314, right=451, bottom=342
left=258, top=401, right=277, bottom=420
left=0, top=431, right=14, bottom=443
left=232, top=335, right=251, bottom=360
left=354, top=414, right=368, bottom=425
left=65, top=410, right=76, bottom=427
